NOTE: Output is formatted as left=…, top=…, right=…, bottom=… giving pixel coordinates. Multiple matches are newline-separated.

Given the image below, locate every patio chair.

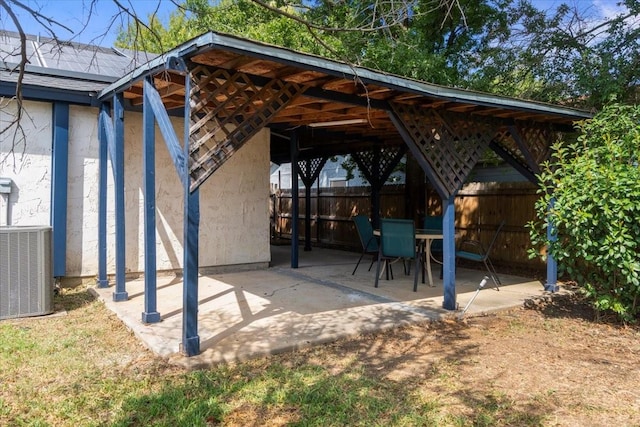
left=456, top=220, right=506, bottom=290
left=352, top=215, right=379, bottom=275
left=375, top=218, right=420, bottom=292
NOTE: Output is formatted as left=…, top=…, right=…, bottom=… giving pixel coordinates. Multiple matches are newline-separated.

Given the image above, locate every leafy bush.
left=529, top=103, right=640, bottom=322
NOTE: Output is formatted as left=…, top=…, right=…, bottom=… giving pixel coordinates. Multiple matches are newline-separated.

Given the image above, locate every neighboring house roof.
left=0, top=30, right=157, bottom=104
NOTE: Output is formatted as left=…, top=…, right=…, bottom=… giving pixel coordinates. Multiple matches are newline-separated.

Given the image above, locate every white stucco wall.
left=199, top=128, right=271, bottom=267
left=0, top=100, right=52, bottom=226
left=66, top=104, right=114, bottom=276
left=123, top=112, right=271, bottom=272
left=1, top=99, right=271, bottom=279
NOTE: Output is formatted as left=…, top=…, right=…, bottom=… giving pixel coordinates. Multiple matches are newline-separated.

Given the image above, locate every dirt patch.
left=291, top=291, right=640, bottom=425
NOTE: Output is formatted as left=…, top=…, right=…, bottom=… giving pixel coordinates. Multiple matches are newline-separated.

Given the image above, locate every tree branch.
left=0, top=0, right=28, bottom=164
left=247, top=0, right=411, bottom=33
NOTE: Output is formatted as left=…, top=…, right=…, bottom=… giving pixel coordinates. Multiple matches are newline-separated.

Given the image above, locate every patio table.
left=373, top=228, right=447, bottom=287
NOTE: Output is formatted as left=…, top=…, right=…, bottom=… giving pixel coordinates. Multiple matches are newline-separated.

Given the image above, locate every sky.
left=1, top=0, right=178, bottom=46
left=0, top=0, right=633, bottom=48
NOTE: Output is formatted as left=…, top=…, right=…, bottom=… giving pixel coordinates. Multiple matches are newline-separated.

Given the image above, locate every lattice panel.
left=494, top=129, right=516, bottom=151
left=352, top=146, right=406, bottom=187
left=298, top=157, right=328, bottom=187
left=493, top=123, right=556, bottom=174
left=513, top=123, right=555, bottom=165
left=188, top=66, right=305, bottom=192
left=491, top=128, right=533, bottom=175
left=391, top=103, right=493, bottom=197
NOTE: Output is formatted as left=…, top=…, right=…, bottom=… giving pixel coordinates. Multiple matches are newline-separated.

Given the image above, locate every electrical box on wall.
left=0, top=177, right=11, bottom=194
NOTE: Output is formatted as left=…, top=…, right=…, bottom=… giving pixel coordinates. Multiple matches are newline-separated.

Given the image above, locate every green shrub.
left=529, top=103, right=640, bottom=322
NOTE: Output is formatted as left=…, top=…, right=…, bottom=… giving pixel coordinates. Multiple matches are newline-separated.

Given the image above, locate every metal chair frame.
left=352, top=215, right=379, bottom=275
left=456, top=220, right=506, bottom=290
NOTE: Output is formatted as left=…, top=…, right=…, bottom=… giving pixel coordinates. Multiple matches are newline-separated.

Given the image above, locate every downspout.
left=51, top=102, right=69, bottom=279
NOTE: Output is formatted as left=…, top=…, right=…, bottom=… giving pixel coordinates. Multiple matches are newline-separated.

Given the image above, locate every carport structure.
left=96, top=31, right=591, bottom=356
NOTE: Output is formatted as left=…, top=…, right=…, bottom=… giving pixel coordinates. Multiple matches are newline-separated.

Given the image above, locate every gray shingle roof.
left=0, top=30, right=157, bottom=93
left=0, top=69, right=110, bottom=92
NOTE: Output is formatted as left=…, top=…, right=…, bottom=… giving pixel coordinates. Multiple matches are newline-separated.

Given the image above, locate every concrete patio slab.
left=91, top=246, right=552, bottom=367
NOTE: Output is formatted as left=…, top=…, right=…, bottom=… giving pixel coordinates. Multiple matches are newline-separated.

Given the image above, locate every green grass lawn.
left=1, top=286, right=638, bottom=426
left=0, top=288, right=446, bottom=426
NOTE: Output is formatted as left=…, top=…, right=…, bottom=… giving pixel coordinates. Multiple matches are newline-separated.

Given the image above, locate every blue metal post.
left=142, top=78, right=160, bottom=323
left=96, top=104, right=109, bottom=288
left=545, top=197, right=559, bottom=292
left=181, top=68, right=200, bottom=356
left=290, top=129, right=299, bottom=268
left=51, top=102, right=69, bottom=278
left=182, top=188, right=200, bottom=356
left=112, top=93, right=128, bottom=302
left=442, top=194, right=457, bottom=310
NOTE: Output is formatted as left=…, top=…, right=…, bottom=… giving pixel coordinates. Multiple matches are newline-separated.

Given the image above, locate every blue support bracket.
left=488, top=140, right=538, bottom=184
left=51, top=102, right=69, bottom=278
left=96, top=104, right=110, bottom=288
left=112, top=93, right=128, bottom=302
left=142, top=77, right=161, bottom=323
left=143, top=78, right=187, bottom=186
left=100, top=107, right=117, bottom=177
left=442, top=194, right=457, bottom=310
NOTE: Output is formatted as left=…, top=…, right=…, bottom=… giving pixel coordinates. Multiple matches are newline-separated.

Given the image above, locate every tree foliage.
left=476, top=0, right=640, bottom=108
left=115, top=0, right=519, bottom=87
left=110, top=2, right=556, bottom=97
left=529, top=104, right=640, bottom=322
left=1, top=0, right=639, bottom=114
left=115, top=0, right=346, bottom=57
left=115, top=0, right=640, bottom=110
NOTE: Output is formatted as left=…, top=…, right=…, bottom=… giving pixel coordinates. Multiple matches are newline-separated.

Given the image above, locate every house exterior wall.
left=1, top=99, right=271, bottom=280
left=0, top=100, right=53, bottom=226
left=122, top=111, right=271, bottom=273
left=66, top=104, right=111, bottom=277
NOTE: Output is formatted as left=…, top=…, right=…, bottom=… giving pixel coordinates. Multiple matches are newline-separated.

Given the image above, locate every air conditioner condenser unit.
left=0, top=226, right=54, bottom=320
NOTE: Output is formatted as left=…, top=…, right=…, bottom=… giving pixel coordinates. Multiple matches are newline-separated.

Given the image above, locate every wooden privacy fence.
left=271, top=182, right=544, bottom=269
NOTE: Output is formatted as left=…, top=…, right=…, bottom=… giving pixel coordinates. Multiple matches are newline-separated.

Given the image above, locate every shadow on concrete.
left=92, top=245, right=548, bottom=365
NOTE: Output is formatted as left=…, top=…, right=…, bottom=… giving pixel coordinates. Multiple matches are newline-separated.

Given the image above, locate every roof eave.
left=97, top=33, right=215, bottom=101
left=97, top=31, right=593, bottom=121
left=205, top=32, right=593, bottom=120
left=1, top=61, right=118, bottom=83
left=0, top=81, right=99, bottom=105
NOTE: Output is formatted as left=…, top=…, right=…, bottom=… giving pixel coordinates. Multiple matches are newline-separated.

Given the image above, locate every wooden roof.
left=99, top=31, right=591, bottom=151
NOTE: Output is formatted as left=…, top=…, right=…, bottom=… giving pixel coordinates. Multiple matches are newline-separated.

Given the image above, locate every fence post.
left=290, top=130, right=299, bottom=268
